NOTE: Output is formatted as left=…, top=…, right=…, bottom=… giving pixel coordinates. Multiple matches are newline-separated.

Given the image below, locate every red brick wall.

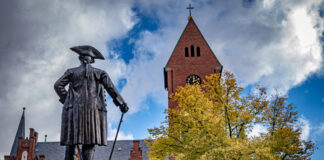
left=4, top=128, right=43, bottom=160
left=165, top=19, right=222, bottom=109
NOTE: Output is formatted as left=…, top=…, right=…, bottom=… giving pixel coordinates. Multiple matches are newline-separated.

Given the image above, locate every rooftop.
left=34, top=140, right=149, bottom=160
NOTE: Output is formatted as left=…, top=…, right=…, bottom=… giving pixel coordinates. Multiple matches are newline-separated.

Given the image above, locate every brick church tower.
left=164, top=12, right=223, bottom=109
left=4, top=108, right=45, bottom=160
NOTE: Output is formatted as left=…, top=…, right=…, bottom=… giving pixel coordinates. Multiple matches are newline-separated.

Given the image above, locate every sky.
left=0, top=0, right=323, bottom=159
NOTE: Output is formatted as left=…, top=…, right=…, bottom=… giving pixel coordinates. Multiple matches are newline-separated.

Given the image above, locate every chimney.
left=129, top=140, right=143, bottom=160
left=39, top=155, right=45, bottom=160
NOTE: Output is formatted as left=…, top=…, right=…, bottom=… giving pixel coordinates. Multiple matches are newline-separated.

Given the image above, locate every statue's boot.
left=82, top=144, right=95, bottom=160
left=64, top=145, right=77, bottom=160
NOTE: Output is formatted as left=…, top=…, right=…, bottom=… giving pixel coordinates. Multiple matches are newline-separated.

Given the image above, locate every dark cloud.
left=0, top=0, right=136, bottom=157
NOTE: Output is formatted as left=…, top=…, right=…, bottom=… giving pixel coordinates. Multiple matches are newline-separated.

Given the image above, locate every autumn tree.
left=146, top=72, right=315, bottom=160
left=263, top=96, right=315, bottom=159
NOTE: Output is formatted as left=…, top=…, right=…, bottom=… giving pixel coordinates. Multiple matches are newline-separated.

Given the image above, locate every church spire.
left=10, top=107, right=26, bottom=156
left=187, top=4, right=194, bottom=20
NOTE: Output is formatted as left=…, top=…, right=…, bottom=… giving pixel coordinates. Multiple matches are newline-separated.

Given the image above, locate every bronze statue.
left=54, top=45, right=128, bottom=160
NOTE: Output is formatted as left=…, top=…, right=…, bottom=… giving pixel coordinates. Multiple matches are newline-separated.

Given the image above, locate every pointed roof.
left=165, top=17, right=222, bottom=67
left=10, top=107, right=26, bottom=156
left=164, top=16, right=223, bottom=89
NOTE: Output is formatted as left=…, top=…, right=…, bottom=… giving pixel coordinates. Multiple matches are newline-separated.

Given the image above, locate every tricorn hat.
left=70, top=45, right=105, bottom=60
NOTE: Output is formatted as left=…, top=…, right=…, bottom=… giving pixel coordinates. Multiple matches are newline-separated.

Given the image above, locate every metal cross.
left=187, top=4, right=194, bottom=17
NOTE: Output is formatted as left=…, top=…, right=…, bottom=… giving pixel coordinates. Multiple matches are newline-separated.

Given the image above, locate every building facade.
left=164, top=16, right=222, bottom=109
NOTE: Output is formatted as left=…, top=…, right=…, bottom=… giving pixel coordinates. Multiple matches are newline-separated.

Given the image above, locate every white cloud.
left=319, top=123, right=324, bottom=133
left=263, top=0, right=276, bottom=9
left=217, top=1, right=323, bottom=93
left=248, top=124, right=267, bottom=138
left=299, top=116, right=311, bottom=141
left=314, top=122, right=324, bottom=135
left=107, top=123, right=134, bottom=140
left=119, top=30, right=172, bottom=113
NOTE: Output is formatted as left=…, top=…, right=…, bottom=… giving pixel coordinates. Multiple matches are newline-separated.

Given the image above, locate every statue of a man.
left=54, top=45, right=128, bottom=160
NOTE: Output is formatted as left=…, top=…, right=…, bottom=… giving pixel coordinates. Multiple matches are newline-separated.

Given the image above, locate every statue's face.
left=80, top=55, right=94, bottom=64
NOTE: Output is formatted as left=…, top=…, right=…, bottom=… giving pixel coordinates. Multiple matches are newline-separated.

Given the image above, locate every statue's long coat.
left=54, top=65, right=124, bottom=146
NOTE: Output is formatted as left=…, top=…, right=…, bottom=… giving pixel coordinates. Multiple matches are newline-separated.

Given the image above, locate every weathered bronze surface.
left=54, top=45, right=128, bottom=160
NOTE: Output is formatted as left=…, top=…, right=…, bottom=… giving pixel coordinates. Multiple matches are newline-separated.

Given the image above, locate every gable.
left=166, top=19, right=222, bottom=67
left=164, top=18, right=223, bottom=90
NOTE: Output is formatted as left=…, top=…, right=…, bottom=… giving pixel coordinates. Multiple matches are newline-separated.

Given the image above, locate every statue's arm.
left=54, top=69, right=71, bottom=104
left=101, top=71, right=125, bottom=107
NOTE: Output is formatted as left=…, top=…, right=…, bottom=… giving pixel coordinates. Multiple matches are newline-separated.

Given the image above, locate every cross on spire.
left=187, top=4, right=194, bottom=17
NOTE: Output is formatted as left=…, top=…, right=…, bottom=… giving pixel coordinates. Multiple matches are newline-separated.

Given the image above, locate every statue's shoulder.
left=92, top=67, right=105, bottom=73
left=91, top=67, right=107, bottom=80
left=66, top=66, right=80, bottom=73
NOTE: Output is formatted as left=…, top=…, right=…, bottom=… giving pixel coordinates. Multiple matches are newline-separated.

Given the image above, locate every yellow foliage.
left=146, top=72, right=315, bottom=160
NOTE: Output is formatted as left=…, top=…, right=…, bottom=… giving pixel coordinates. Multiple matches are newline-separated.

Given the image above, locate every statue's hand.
left=120, top=103, right=129, bottom=113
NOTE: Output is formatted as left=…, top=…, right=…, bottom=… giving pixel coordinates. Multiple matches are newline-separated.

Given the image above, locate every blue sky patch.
left=111, top=93, right=166, bottom=139
left=117, top=78, right=127, bottom=91
left=288, top=75, right=324, bottom=123
left=107, top=9, right=160, bottom=64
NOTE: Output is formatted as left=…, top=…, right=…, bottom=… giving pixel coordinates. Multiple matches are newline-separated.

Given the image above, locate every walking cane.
left=109, top=112, right=125, bottom=160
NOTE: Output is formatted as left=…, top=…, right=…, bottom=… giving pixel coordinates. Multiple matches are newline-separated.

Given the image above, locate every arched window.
left=197, top=47, right=200, bottom=57
left=185, top=47, right=189, bottom=57
left=22, top=151, right=28, bottom=160
left=191, top=45, right=194, bottom=57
